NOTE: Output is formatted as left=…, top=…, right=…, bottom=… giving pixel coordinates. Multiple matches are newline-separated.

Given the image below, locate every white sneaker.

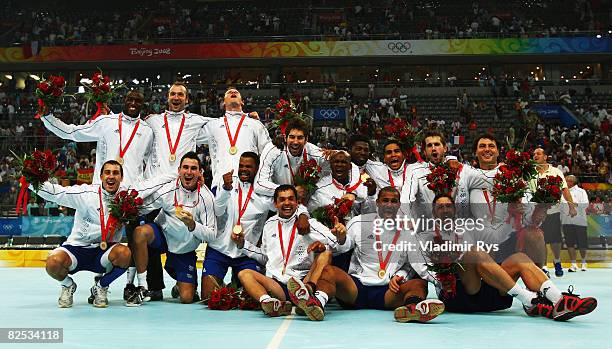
left=581, top=262, right=588, bottom=271
left=568, top=265, right=578, bottom=272
left=91, top=284, right=109, bottom=308
left=58, top=282, right=77, bottom=308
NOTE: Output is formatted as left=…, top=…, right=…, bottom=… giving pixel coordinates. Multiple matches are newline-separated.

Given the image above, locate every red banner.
left=76, top=168, right=95, bottom=185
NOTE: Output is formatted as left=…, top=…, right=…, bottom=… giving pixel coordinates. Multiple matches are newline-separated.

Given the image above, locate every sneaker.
left=554, top=262, right=564, bottom=277
left=581, top=262, right=588, bottom=271
left=125, top=289, right=143, bottom=307
left=394, top=299, right=445, bottom=323
left=541, top=267, right=550, bottom=278
left=287, top=277, right=324, bottom=321
left=148, top=289, right=163, bottom=301
left=137, top=286, right=151, bottom=302
left=58, top=282, right=77, bottom=308
left=523, top=293, right=554, bottom=319
left=124, top=283, right=137, bottom=301
left=261, top=298, right=293, bottom=317
left=552, top=285, right=598, bottom=321
left=87, top=275, right=102, bottom=304
left=568, top=265, right=578, bottom=273
left=91, top=284, right=109, bottom=308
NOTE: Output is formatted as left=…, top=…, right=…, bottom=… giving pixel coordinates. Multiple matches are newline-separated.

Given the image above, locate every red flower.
left=100, top=84, right=111, bottom=92
left=130, top=190, right=138, bottom=197
left=38, top=82, right=50, bottom=93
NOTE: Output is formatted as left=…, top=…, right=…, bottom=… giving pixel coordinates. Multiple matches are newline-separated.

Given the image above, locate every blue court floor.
left=0, top=267, right=609, bottom=349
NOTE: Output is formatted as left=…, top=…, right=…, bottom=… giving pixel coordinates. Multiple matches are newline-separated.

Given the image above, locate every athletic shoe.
left=287, top=277, right=324, bottom=321
left=394, top=299, right=445, bottom=323
left=171, top=284, right=180, bottom=299
left=523, top=293, right=554, bottom=319
left=124, top=283, right=137, bottom=301
left=554, top=262, right=564, bottom=277
left=552, top=285, right=597, bottom=321
left=137, top=286, right=151, bottom=302
left=568, top=265, right=578, bottom=273
left=581, top=262, right=588, bottom=271
left=125, top=289, right=143, bottom=307
left=58, top=282, right=77, bottom=308
left=87, top=275, right=102, bottom=304
left=261, top=298, right=293, bottom=317
left=541, top=267, right=550, bottom=278
left=91, top=284, right=109, bottom=308
left=148, top=289, right=163, bottom=301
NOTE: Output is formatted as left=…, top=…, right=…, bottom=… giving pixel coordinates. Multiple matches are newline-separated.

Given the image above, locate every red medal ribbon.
left=237, top=184, right=254, bottom=225
left=332, top=176, right=362, bottom=194
left=118, top=113, right=140, bottom=160
left=375, top=229, right=402, bottom=273
left=164, top=112, right=186, bottom=157
left=224, top=113, right=247, bottom=150
left=482, top=189, right=497, bottom=222
left=98, top=187, right=118, bottom=244
left=34, top=99, right=46, bottom=119
left=174, top=178, right=201, bottom=208
left=388, top=163, right=407, bottom=188
left=278, top=220, right=298, bottom=273
left=89, top=101, right=105, bottom=122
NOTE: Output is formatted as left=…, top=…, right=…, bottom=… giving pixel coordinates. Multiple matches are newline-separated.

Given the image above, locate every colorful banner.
left=313, top=107, right=346, bottom=121
left=76, top=168, right=94, bottom=185
left=1, top=37, right=610, bottom=63
left=587, top=215, right=612, bottom=237
left=530, top=104, right=579, bottom=126
left=583, top=183, right=612, bottom=190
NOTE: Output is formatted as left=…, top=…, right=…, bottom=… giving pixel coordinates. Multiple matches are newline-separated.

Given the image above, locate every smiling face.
left=376, top=189, right=401, bottom=219
left=123, top=92, right=144, bottom=118
left=178, top=158, right=200, bottom=191
left=475, top=138, right=499, bottom=168
left=167, top=84, right=188, bottom=112
left=223, top=88, right=244, bottom=112
left=424, top=136, right=447, bottom=164
left=100, top=163, right=122, bottom=194
left=350, top=141, right=370, bottom=167
left=330, top=152, right=352, bottom=182
left=533, top=148, right=547, bottom=164
left=286, top=128, right=307, bottom=157
left=238, top=156, right=258, bottom=183
left=274, top=189, right=298, bottom=218
left=433, top=196, right=455, bottom=220
left=383, top=143, right=404, bottom=170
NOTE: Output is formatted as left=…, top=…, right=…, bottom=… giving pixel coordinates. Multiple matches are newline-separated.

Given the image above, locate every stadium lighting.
left=587, top=66, right=591, bottom=69
left=156, top=75, right=161, bottom=79
left=30, top=74, right=40, bottom=80
left=118, top=79, right=123, bottom=84
left=132, top=79, right=140, bottom=84
left=5, top=74, right=12, bottom=79
left=596, top=34, right=602, bottom=38
left=182, top=74, right=191, bottom=79
left=609, top=30, right=612, bottom=34
left=565, top=79, right=569, bottom=82
left=536, top=66, right=540, bottom=69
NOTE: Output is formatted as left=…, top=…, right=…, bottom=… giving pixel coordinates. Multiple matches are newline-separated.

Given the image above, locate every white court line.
left=266, top=314, right=295, bottom=349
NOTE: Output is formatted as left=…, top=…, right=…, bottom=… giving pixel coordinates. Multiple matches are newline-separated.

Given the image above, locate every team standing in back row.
left=34, top=83, right=597, bottom=323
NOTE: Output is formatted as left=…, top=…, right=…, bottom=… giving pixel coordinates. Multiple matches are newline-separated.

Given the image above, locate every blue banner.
left=313, top=107, right=346, bottom=121
left=530, top=104, right=578, bottom=126
left=20, top=216, right=74, bottom=237
left=0, top=218, right=21, bottom=236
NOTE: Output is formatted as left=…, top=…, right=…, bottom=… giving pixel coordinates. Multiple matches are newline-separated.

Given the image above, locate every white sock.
left=570, top=259, right=576, bottom=265
left=581, top=259, right=587, bottom=265
left=314, top=290, right=328, bottom=307
left=259, top=294, right=271, bottom=303
left=540, top=280, right=563, bottom=304
left=60, top=276, right=74, bottom=287
left=553, top=258, right=561, bottom=264
left=137, top=272, right=148, bottom=288
left=127, top=267, right=136, bottom=284
left=507, top=282, right=537, bottom=306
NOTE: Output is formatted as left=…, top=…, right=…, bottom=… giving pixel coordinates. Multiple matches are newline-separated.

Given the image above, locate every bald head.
left=566, top=175, right=577, bottom=188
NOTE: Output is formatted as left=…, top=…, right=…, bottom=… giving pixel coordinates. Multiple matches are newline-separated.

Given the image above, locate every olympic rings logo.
left=318, top=109, right=340, bottom=119
left=387, top=41, right=411, bottom=53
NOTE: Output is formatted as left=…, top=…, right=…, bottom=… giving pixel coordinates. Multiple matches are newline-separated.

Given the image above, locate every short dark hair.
left=180, top=151, right=201, bottom=169
left=285, top=118, right=309, bottom=136
left=472, top=134, right=499, bottom=154
left=378, top=186, right=400, bottom=200
left=170, top=81, right=189, bottom=96
left=274, top=184, right=297, bottom=202
left=349, top=134, right=371, bottom=149
left=240, top=151, right=260, bottom=167
left=383, top=140, right=402, bottom=152
left=433, top=193, right=454, bottom=205
left=422, top=130, right=447, bottom=149
left=101, top=160, right=123, bottom=177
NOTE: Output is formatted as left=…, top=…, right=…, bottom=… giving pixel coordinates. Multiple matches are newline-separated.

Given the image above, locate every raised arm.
left=41, top=112, right=106, bottom=142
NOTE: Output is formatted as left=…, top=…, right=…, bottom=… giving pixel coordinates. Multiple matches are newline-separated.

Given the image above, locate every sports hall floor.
left=0, top=267, right=609, bottom=349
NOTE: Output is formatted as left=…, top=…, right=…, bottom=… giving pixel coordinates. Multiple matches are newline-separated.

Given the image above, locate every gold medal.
left=229, top=146, right=238, bottom=155
left=116, top=156, right=124, bottom=165
left=100, top=241, right=108, bottom=251
left=169, top=153, right=176, bottom=162
left=360, top=173, right=370, bottom=182
left=175, top=205, right=184, bottom=216
left=378, top=269, right=386, bottom=279
left=233, top=224, right=243, bottom=235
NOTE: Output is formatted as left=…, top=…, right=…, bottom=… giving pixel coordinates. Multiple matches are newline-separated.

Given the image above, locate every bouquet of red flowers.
left=531, top=175, right=564, bottom=203
left=383, top=117, right=422, bottom=161
left=294, top=159, right=322, bottom=195
left=426, top=236, right=464, bottom=298
left=273, top=99, right=306, bottom=135
left=109, top=189, right=144, bottom=224
left=34, top=75, right=66, bottom=118
left=426, top=161, right=458, bottom=196
left=208, top=287, right=240, bottom=310
left=12, top=149, right=58, bottom=215
left=237, top=289, right=261, bottom=310
left=311, top=197, right=354, bottom=228
left=492, top=165, right=528, bottom=203
left=503, top=149, right=537, bottom=181
left=82, top=70, right=121, bottom=122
